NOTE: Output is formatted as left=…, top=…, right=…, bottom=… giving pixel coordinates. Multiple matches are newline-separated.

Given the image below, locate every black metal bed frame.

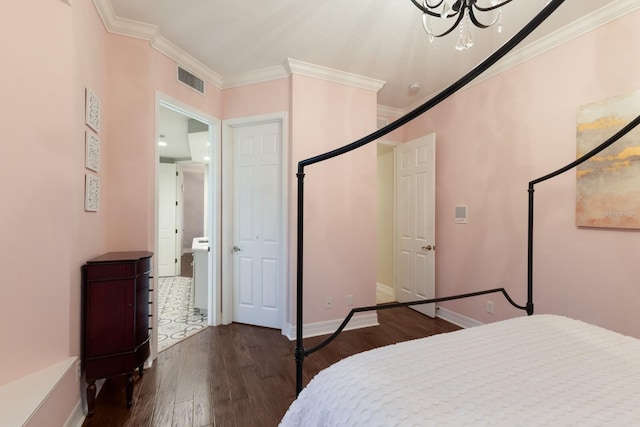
left=293, top=0, right=640, bottom=397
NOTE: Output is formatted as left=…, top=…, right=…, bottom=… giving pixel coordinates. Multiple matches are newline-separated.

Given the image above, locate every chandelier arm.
left=424, top=0, right=445, bottom=9
left=410, top=0, right=450, bottom=19
left=468, top=7, right=500, bottom=29
left=473, top=0, right=514, bottom=13
left=424, top=9, right=466, bottom=38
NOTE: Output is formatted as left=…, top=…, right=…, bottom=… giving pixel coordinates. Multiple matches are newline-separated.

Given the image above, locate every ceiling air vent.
left=177, top=66, right=205, bottom=95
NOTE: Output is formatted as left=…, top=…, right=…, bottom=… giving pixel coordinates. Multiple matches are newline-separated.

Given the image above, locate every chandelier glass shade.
left=410, top=0, right=514, bottom=50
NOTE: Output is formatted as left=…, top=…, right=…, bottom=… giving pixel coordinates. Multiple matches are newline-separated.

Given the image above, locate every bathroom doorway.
left=154, top=95, right=220, bottom=354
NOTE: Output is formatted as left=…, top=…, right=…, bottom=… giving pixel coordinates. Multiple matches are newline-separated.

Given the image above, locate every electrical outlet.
left=486, top=300, right=495, bottom=314
left=326, top=297, right=333, bottom=309
left=347, top=295, right=354, bottom=306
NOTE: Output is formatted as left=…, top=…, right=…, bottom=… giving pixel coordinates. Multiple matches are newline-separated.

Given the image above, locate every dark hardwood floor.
left=82, top=307, right=459, bottom=427
left=180, top=252, right=193, bottom=278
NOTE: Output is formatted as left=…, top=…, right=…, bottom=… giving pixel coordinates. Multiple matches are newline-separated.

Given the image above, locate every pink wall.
left=1, top=0, right=222, bottom=423
left=290, top=74, right=378, bottom=324
left=222, top=78, right=290, bottom=120
left=378, top=112, right=404, bottom=143
left=404, top=10, right=640, bottom=337
left=1, top=0, right=77, bottom=385
left=221, top=75, right=379, bottom=326
left=104, top=35, right=221, bottom=253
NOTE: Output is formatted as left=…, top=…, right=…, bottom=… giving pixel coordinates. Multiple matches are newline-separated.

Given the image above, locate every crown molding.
left=377, top=105, right=404, bottom=119
left=221, top=65, right=289, bottom=89
left=150, top=36, right=222, bottom=88
left=92, top=0, right=222, bottom=88
left=285, top=58, right=386, bottom=92
left=399, top=0, right=640, bottom=115
left=93, top=0, right=637, bottom=107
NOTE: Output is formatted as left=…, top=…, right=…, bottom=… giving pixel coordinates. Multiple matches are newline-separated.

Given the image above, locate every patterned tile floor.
left=157, top=276, right=207, bottom=352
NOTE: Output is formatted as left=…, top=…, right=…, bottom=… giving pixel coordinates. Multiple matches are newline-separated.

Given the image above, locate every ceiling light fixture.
left=410, top=0, right=512, bottom=50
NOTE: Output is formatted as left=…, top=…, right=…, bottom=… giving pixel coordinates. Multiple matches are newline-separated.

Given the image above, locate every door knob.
left=422, top=245, right=434, bottom=251
left=233, top=246, right=241, bottom=252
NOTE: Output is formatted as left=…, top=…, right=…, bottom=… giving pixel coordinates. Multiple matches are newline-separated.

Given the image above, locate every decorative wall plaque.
left=85, top=174, right=100, bottom=212
left=85, top=88, right=100, bottom=133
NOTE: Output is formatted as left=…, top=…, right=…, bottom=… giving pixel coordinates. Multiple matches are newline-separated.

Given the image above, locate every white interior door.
left=175, top=167, right=184, bottom=276
left=232, top=121, right=282, bottom=328
left=395, top=134, right=436, bottom=317
left=158, top=163, right=177, bottom=277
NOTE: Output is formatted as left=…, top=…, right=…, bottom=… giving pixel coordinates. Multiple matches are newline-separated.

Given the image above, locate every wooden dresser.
left=82, top=251, right=153, bottom=416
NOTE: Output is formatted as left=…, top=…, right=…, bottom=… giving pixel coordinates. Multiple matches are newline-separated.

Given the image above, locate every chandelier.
left=410, top=0, right=514, bottom=50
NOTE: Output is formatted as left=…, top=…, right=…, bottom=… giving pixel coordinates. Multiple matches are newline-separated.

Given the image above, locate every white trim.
left=435, top=306, right=483, bottom=329
left=221, top=65, right=289, bottom=89
left=377, top=105, right=404, bottom=119
left=93, top=0, right=638, bottom=105
left=400, top=0, right=640, bottom=114
left=155, top=92, right=222, bottom=337
left=284, top=313, right=379, bottom=341
left=0, top=357, right=77, bottom=427
left=285, top=58, right=385, bottom=92
left=91, top=0, right=222, bottom=88
left=63, top=400, right=85, bottom=427
left=376, top=282, right=394, bottom=298
left=221, top=112, right=290, bottom=331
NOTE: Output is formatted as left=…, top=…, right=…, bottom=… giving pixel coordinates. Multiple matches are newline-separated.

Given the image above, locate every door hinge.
left=175, top=258, right=178, bottom=264
left=175, top=201, right=178, bottom=206
left=176, top=171, right=178, bottom=176
left=175, top=229, right=178, bottom=234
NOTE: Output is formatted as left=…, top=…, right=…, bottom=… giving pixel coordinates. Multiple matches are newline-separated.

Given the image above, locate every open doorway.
left=154, top=95, right=220, bottom=354
left=376, top=142, right=397, bottom=304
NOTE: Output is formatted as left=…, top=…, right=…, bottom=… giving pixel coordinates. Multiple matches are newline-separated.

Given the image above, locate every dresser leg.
left=86, top=380, right=96, bottom=417
left=126, top=374, right=134, bottom=408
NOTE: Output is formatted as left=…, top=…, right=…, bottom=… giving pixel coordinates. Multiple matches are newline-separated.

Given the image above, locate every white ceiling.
left=106, top=0, right=625, bottom=110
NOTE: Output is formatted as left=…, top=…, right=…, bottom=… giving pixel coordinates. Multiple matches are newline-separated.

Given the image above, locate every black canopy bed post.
left=526, top=113, right=640, bottom=317
left=294, top=0, right=568, bottom=397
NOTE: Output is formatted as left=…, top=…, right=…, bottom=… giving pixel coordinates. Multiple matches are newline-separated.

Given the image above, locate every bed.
left=287, top=0, right=640, bottom=424
left=281, top=314, right=640, bottom=426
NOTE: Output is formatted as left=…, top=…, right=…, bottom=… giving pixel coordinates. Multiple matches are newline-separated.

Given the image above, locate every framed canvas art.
left=576, top=90, right=640, bottom=229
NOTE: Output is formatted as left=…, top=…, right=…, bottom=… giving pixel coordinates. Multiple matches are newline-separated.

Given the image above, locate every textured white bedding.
left=280, top=315, right=640, bottom=426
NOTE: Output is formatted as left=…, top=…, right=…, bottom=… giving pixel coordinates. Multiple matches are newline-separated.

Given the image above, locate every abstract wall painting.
left=576, top=90, right=640, bottom=229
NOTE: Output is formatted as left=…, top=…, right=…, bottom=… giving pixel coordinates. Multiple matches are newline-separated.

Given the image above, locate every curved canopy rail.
left=295, top=0, right=568, bottom=396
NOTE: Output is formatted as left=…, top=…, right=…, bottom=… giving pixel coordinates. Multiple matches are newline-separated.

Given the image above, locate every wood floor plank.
left=83, top=307, right=459, bottom=427
left=172, top=401, right=194, bottom=427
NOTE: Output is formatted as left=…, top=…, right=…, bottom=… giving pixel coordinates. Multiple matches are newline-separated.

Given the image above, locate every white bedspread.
left=280, top=315, right=640, bottom=426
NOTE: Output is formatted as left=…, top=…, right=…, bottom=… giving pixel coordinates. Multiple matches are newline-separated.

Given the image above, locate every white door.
left=232, top=122, right=282, bottom=328
left=158, top=163, right=177, bottom=277
left=396, top=134, right=436, bottom=317
left=175, top=167, right=184, bottom=276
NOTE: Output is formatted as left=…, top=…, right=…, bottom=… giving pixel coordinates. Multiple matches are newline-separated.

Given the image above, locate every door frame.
left=154, top=92, right=221, bottom=361
left=376, top=140, right=399, bottom=302
left=221, top=112, right=289, bottom=331
left=394, top=133, right=436, bottom=317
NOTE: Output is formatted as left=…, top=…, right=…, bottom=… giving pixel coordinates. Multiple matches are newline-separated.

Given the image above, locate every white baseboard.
left=376, top=282, right=394, bottom=297
left=284, top=312, right=379, bottom=340
left=435, top=306, right=483, bottom=329
left=64, top=399, right=85, bottom=427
